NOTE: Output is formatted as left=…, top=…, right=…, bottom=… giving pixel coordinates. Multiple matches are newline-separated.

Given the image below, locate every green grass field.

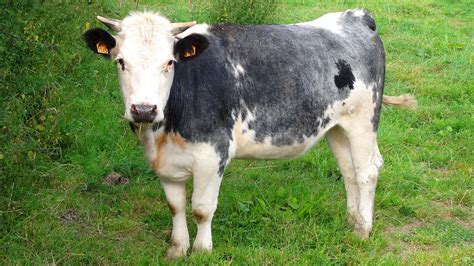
left=1, top=0, right=472, bottom=264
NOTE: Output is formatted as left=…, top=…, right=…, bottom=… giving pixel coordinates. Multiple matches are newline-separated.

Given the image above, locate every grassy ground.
left=1, top=0, right=472, bottom=264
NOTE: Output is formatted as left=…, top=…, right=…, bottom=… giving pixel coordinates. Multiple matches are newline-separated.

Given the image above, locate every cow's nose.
left=130, top=104, right=157, bottom=123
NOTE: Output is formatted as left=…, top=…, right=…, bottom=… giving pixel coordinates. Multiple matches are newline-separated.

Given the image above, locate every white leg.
left=345, top=129, right=381, bottom=238
left=161, top=180, right=189, bottom=258
left=326, top=126, right=359, bottom=226
left=191, top=160, right=223, bottom=252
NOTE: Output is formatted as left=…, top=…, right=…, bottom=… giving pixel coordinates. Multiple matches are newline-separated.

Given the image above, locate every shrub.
left=197, top=0, right=279, bottom=24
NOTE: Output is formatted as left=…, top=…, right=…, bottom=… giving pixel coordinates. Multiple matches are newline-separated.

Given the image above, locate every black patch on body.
left=164, top=14, right=385, bottom=175
left=334, top=59, right=355, bottom=91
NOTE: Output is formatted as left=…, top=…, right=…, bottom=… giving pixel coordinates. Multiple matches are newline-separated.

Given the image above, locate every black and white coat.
left=84, top=9, right=411, bottom=258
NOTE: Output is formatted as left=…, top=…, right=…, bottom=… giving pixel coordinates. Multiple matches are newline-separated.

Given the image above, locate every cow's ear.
left=83, top=28, right=116, bottom=58
left=174, top=34, right=209, bottom=61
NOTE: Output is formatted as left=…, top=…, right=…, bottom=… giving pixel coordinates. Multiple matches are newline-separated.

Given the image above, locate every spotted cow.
left=83, top=9, right=415, bottom=258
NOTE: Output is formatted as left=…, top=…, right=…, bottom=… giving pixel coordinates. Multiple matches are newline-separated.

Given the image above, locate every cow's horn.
left=97, top=16, right=122, bottom=32
left=171, top=21, right=197, bottom=35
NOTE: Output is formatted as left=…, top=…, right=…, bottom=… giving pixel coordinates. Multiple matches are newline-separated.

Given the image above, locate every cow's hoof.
left=165, top=245, right=187, bottom=259
left=353, top=224, right=371, bottom=240
left=192, top=242, right=212, bottom=253
left=347, top=214, right=357, bottom=227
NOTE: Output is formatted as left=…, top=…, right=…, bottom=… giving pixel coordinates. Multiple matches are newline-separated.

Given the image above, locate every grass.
left=1, top=0, right=472, bottom=264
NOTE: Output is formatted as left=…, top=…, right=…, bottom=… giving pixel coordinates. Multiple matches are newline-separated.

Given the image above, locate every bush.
left=197, top=0, right=279, bottom=24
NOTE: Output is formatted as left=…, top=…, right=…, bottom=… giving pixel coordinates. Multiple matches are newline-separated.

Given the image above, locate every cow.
left=83, top=9, right=415, bottom=258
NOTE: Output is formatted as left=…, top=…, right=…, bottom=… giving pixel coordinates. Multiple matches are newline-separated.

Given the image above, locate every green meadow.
left=1, top=0, right=472, bottom=264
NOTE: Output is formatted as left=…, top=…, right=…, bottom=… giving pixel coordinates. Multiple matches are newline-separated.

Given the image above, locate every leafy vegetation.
left=1, top=0, right=472, bottom=264
left=198, top=0, right=279, bottom=24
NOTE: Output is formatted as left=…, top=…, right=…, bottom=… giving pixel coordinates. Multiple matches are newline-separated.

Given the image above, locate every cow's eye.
left=117, top=58, right=125, bottom=70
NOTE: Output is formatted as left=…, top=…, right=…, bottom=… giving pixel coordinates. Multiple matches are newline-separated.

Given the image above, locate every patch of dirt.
left=458, top=219, right=474, bottom=229
left=103, top=172, right=129, bottom=186
left=433, top=200, right=473, bottom=228
left=384, top=200, right=474, bottom=257
left=59, top=209, right=81, bottom=225
left=433, top=200, right=454, bottom=219
left=384, top=219, right=431, bottom=257
left=385, top=219, right=424, bottom=235
left=432, top=167, right=449, bottom=175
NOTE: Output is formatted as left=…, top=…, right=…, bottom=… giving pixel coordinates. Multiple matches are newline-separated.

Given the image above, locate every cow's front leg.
left=191, top=159, right=223, bottom=252
left=161, top=180, right=189, bottom=259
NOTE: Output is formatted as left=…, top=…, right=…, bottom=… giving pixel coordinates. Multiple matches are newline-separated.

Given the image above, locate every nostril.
left=130, top=104, right=158, bottom=123
left=132, top=104, right=157, bottom=113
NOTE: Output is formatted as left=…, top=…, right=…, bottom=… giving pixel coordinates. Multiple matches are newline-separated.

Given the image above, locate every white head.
left=83, top=12, right=209, bottom=123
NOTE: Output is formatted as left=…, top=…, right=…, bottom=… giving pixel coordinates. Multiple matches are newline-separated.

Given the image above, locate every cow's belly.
left=232, top=118, right=335, bottom=160
left=234, top=135, right=322, bottom=159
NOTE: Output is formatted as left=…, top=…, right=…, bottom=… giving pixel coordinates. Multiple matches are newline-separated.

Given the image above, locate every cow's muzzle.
left=131, top=104, right=157, bottom=123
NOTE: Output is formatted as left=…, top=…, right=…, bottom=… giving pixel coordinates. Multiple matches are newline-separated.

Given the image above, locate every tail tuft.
left=382, top=94, right=417, bottom=109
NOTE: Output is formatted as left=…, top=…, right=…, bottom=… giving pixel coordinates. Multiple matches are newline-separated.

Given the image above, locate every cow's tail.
left=382, top=94, right=417, bottom=109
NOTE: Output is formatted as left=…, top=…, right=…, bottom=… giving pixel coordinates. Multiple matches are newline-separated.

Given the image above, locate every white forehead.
left=117, top=11, right=174, bottom=64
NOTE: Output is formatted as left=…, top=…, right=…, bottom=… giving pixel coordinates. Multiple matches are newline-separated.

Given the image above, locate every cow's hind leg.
left=326, top=126, right=360, bottom=226
left=161, top=180, right=190, bottom=258
left=344, top=124, right=382, bottom=239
